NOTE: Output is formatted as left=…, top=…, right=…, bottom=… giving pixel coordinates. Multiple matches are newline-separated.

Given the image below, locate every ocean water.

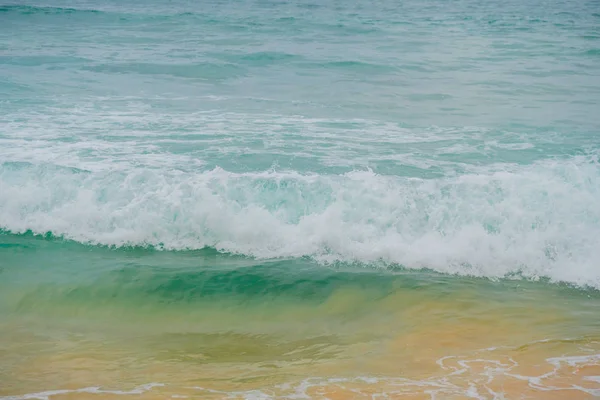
left=1, top=0, right=600, bottom=398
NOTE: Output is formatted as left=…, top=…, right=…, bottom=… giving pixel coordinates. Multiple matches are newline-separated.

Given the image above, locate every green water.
left=1, top=232, right=600, bottom=398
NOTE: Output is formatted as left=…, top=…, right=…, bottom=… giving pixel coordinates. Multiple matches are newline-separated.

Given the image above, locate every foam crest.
left=1, top=156, right=599, bottom=287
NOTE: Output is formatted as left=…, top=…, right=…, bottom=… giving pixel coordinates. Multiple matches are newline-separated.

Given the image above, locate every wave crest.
left=1, top=158, right=599, bottom=287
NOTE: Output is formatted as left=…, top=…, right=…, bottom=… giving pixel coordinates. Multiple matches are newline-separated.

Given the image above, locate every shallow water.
left=1, top=234, right=600, bottom=398
left=1, top=0, right=600, bottom=398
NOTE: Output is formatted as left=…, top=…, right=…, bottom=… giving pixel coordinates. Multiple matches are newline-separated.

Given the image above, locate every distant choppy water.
left=1, top=0, right=600, bottom=398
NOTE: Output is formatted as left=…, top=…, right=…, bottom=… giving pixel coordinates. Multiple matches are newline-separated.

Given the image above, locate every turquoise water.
left=1, top=0, right=600, bottom=398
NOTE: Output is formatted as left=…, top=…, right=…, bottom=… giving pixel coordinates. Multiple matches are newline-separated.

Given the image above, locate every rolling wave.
left=1, top=156, right=599, bottom=288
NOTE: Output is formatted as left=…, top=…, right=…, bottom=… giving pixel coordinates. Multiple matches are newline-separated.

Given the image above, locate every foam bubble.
left=1, top=155, right=599, bottom=288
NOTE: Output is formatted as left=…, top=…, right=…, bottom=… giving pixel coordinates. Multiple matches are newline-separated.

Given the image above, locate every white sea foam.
left=0, top=105, right=563, bottom=175
left=1, top=154, right=599, bottom=288
left=186, top=348, right=600, bottom=399
left=3, top=349, right=598, bottom=399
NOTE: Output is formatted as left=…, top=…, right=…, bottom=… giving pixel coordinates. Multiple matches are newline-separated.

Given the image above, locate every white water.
left=1, top=154, right=599, bottom=288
